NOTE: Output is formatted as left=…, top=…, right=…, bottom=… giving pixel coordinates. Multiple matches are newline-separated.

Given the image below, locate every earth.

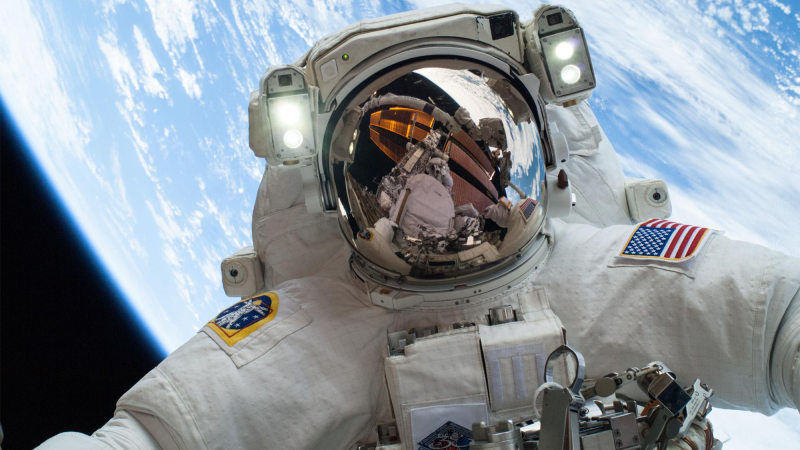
left=1, top=0, right=798, bottom=447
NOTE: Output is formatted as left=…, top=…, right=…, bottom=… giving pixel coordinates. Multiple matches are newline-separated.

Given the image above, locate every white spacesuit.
left=39, top=4, right=799, bottom=450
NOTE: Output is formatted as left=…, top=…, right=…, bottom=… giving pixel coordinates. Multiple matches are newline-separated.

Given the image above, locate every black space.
left=1, top=103, right=164, bottom=449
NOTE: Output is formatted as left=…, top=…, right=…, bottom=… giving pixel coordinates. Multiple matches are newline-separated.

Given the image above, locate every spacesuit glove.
left=666, top=420, right=718, bottom=450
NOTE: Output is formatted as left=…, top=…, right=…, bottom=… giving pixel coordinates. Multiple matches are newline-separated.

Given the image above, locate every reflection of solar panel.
left=447, top=141, right=499, bottom=201
left=370, top=108, right=436, bottom=163
left=452, top=175, right=495, bottom=213
left=368, top=108, right=498, bottom=211
left=370, top=108, right=433, bottom=140
left=451, top=129, right=495, bottom=177
left=370, top=108, right=411, bottom=137
left=369, top=128, right=406, bottom=163
left=519, top=198, right=539, bottom=222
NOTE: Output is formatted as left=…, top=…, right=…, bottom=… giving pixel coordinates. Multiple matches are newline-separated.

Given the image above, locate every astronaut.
left=39, top=4, right=799, bottom=450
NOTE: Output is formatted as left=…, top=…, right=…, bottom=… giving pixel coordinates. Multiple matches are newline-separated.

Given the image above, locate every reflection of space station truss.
left=347, top=170, right=385, bottom=231
left=369, top=108, right=500, bottom=213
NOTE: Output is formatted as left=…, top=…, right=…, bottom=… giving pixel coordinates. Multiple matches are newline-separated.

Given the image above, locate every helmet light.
left=536, top=6, right=596, bottom=101
left=260, top=67, right=316, bottom=163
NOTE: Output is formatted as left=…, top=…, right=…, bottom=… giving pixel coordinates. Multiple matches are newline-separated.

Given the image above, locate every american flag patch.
left=519, top=198, right=539, bottom=222
left=619, top=219, right=719, bottom=262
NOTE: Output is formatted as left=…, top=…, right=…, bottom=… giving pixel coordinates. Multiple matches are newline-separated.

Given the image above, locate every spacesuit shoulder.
left=541, top=219, right=800, bottom=413
left=549, top=218, right=800, bottom=282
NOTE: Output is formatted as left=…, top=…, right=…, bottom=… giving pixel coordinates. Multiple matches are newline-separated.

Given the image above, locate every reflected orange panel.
left=451, top=130, right=494, bottom=176
left=452, top=174, right=495, bottom=213
left=369, top=108, right=437, bottom=164
left=389, top=107, right=435, bottom=128
left=370, top=128, right=406, bottom=163
left=371, top=109, right=434, bottom=141
left=372, top=109, right=413, bottom=138
left=375, top=109, right=414, bottom=138
left=369, top=112, right=380, bottom=127
left=449, top=141, right=499, bottom=200
left=410, top=126, right=430, bottom=142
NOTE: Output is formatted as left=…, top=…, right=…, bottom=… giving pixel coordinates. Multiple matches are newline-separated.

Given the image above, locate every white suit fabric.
left=37, top=102, right=800, bottom=450
left=547, top=102, right=634, bottom=227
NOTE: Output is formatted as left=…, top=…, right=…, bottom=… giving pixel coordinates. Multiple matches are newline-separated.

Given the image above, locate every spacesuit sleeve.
left=771, top=287, right=800, bottom=410
left=35, top=410, right=162, bottom=450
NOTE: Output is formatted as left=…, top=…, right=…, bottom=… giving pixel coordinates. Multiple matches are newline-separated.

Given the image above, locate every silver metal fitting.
left=471, top=420, right=523, bottom=450
left=489, top=305, right=516, bottom=325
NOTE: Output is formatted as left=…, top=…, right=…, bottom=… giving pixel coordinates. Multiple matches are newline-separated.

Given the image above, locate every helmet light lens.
left=283, top=129, right=303, bottom=149
left=560, top=65, right=581, bottom=84
left=277, top=102, right=301, bottom=125
left=555, top=42, right=574, bottom=60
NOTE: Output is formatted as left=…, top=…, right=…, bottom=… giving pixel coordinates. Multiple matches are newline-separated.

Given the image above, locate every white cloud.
left=115, top=99, right=158, bottom=183
left=199, top=246, right=221, bottom=284
left=98, top=32, right=139, bottom=111
left=101, top=0, right=128, bottom=15
left=147, top=190, right=200, bottom=248
left=109, top=147, right=136, bottom=223
left=143, top=0, right=199, bottom=56
left=133, top=25, right=168, bottom=99
left=145, top=192, right=206, bottom=323
left=97, top=27, right=165, bottom=191
left=176, top=66, right=202, bottom=99
left=716, top=6, right=734, bottom=22
left=198, top=191, right=238, bottom=240
left=188, top=210, right=204, bottom=230
left=229, top=0, right=282, bottom=68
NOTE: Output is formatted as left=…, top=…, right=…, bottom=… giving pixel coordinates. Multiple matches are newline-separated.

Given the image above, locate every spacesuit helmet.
left=246, top=4, right=595, bottom=308
left=336, top=68, right=548, bottom=275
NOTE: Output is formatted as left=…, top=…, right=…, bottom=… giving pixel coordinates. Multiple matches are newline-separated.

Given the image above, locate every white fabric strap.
left=484, top=343, right=547, bottom=402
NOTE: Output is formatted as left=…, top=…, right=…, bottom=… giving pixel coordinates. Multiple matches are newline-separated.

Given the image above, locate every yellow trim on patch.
left=207, top=292, right=279, bottom=347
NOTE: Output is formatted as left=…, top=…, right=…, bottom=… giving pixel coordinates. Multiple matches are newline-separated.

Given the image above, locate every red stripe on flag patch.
left=618, top=220, right=721, bottom=262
